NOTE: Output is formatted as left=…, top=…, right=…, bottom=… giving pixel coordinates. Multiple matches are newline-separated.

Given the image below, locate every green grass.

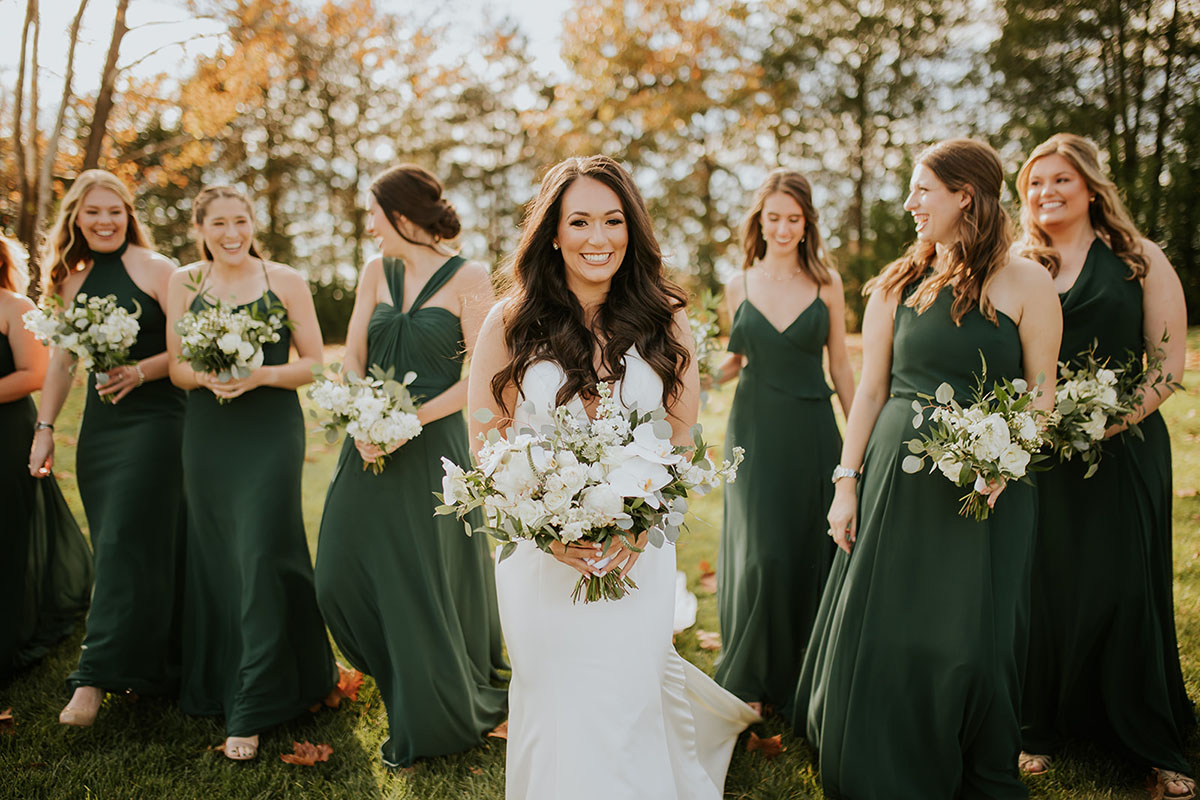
left=2, top=338, right=1199, bottom=799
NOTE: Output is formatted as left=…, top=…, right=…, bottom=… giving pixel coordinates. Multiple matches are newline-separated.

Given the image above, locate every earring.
left=552, top=242, right=559, bottom=250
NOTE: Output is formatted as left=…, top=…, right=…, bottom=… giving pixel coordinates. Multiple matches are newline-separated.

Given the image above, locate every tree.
left=81, top=0, right=131, bottom=171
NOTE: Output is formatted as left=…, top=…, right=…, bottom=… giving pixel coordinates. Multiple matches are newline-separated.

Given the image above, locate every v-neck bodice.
left=728, top=294, right=832, bottom=400
left=1057, top=239, right=1144, bottom=367
left=367, top=256, right=467, bottom=401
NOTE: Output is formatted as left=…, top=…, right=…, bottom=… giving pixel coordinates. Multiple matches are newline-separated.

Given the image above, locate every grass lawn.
left=2, top=335, right=1199, bottom=799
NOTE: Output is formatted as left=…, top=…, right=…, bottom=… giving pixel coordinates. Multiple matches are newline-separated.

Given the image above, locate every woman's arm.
left=0, top=293, right=48, bottom=403
left=827, top=288, right=898, bottom=553
left=712, top=276, right=745, bottom=386
left=467, top=300, right=517, bottom=457
left=824, top=271, right=856, bottom=419
left=166, top=267, right=203, bottom=391
left=1011, top=258, right=1061, bottom=414
left=666, top=307, right=701, bottom=445
left=341, top=257, right=383, bottom=381
left=1130, top=238, right=1187, bottom=421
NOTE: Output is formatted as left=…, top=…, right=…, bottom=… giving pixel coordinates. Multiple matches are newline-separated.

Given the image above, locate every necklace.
left=760, top=269, right=801, bottom=282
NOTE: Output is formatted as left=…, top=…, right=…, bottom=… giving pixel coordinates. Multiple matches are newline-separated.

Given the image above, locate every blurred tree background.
left=2, top=0, right=1198, bottom=337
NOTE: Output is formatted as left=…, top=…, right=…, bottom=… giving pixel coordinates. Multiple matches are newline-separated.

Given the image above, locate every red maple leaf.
left=745, top=732, right=786, bottom=760
left=280, top=740, right=333, bottom=766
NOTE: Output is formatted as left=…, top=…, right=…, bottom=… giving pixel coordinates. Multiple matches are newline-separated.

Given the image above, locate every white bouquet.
left=308, top=364, right=423, bottom=475
left=1048, top=337, right=1180, bottom=478
left=901, top=365, right=1048, bottom=521
left=175, top=298, right=285, bottom=403
left=23, top=293, right=141, bottom=403
left=688, top=289, right=722, bottom=383
left=437, top=383, right=743, bottom=603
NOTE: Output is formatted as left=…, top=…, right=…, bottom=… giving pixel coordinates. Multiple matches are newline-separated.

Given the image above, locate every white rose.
left=514, top=497, right=547, bottom=529
left=969, top=414, right=1011, bottom=462
left=217, top=332, right=242, bottom=355
left=1082, top=410, right=1107, bottom=440
left=492, top=451, right=540, bottom=500
left=1017, top=414, right=1039, bottom=443
left=581, top=484, right=624, bottom=520
left=998, top=444, right=1031, bottom=478
left=1098, top=386, right=1118, bottom=406
left=936, top=456, right=964, bottom=483
left=1096, top=368, right=1117, bottom=386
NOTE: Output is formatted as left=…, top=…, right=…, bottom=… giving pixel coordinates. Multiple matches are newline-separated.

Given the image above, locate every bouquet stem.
left=958, top=492, right=991, bottom=521
left=571, top=572, right=639, bottom=604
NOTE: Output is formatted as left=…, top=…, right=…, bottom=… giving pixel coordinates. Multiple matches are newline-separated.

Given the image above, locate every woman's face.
left=760, top=191, right=805, bottom=258
left=1024, top=153, right=1091, bottom=231
left=366, top=196, right=406, bottom=257
left=903, top=163, right=969, bottom=245
left=197, top=196, right=256, bottom=265
left=555, top=176, right=629, bottom=295
left=76, top=187, right=128, bottom=253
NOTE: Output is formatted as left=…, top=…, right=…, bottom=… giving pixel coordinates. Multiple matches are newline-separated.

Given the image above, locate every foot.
left=1018, top=751, right=1052, bottom=775
left=746, top=701, right=764, bottom=717
left=223, top=735, right=259, bottom=761
left=58, top=686, right=103, bottom=727
left=1156, top=769, right=1197, bottom=800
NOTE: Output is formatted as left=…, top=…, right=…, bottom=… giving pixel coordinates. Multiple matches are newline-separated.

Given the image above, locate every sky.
left=0, top=0, right=573, bottom=117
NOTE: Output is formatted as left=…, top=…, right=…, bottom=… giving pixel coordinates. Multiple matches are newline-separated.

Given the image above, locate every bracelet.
left=135, top=363, right=146, bottom=387
left=35, top=421, right=54, bottom=432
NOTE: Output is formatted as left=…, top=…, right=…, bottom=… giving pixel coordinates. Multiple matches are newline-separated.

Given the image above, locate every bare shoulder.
left=170, top=262, right=205, bottom=290
left=359, top=255, right=383, bottom=284
left=454, top=260, right=494, bottom=292
left=824, top=268, right=846, bottom=302
left=264, top=261, right=307, bottom=291
left=723, top=272, right=746, bottom=305
left=126, top=245, right=176, bottom=274
left=0, top=290, right=34, bottom=327
left=1137, top=237, right=1174, bottom=272
left=997, top=253, right=1054, bottom=294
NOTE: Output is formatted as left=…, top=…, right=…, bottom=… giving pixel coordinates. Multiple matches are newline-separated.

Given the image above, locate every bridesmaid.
left=794, top=138, right=1060, bottom=798
left=711, top=170, right=854, bottom=718
left=1015, top=134, right=1194, bottom=798
left=167, top=185, right=335, bottom=761
left=314, top=164, right=506, bottom=768
left=1, top=235, right=91, bottom=680
left=29, top=170, right=186, bottom=725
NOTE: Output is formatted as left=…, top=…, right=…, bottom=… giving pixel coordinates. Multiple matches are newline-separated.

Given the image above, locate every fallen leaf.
left=698, top=559, right=711, bottom=573
left=0, top=708, right=13, bottom=735
left=696, top=630, right=722, bottom=651
left=488, top=721, right=508, bottom=740
left=1147, top=769, right=1166, bottom=800
left=698, top=570, right=717, bottom=594
left=1175, top=488, right=1197, bottom=498
left=337, top=665, right=364, bottom=701
left=280, top=740, right=333, bottom=766
left=745, top=731, right=786, bottom=760
left=469, top=766, right=484, bottom=775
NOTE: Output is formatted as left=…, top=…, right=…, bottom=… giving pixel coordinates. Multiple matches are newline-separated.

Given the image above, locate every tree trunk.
left=13, top=0, right=38, bottom=262
left=81, top=0, right=130, bottom=170
left=37, top=0, right=90, bottom=231
left=1144, top=0, right=1179, bottom=240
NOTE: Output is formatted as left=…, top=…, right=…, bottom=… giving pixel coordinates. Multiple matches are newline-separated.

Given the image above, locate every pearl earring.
left=552, top=242, right=559, bottom=250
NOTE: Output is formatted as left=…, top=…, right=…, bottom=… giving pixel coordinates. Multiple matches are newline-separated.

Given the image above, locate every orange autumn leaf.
left=0, top=708, right=13, bottom=735
left=698, top=570, right=717, bottom=594
left=696, top=629, right=722, bottom=651
left=746, top=731, right=786, bottom=760
left=337, top=665, right=364, bottom=701
left=698, top=559, right=711, bottom=573
left=488, top=721, right=509, bottom=740
left=280, top=740, right=333, bottom=766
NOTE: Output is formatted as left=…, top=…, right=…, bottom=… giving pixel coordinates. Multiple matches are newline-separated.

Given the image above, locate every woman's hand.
left=549, top=540, right=606, bottom=577
left=354, top=438, right=407, bottom=463
left=197, top=369, right=266, bottom=401
left=596, top=530, right=650, bottom=579
left=976, top=476, right=1007, bottom=509
left=827, top=484, right=858, bottom=554
left=28, top=429, right=55, bottom=478
left=95, top=363, right=144, bottom=404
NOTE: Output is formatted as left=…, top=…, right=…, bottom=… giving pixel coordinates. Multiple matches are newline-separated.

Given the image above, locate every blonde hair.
left=1015, top=133, right=1149, bottom=279
left=0, top=236, right=30, bottom=296
left=740, top=169, right=834, bottom=285
left=42, top=171, right=153, bottom=300
left=866, top=138, right=1013, bottom=325
left=191, top=185, right=265, bottom=262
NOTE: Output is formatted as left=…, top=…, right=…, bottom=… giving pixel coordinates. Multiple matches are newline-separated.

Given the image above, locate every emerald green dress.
left=179, top=272, right=336, bottom=737
left=315, top=256, right=506, bottom=768
left=795, top=283, right=1036, bottom=799
left=0, top=329, right=92, bottom=679
left=68, top=243, right=186, bottom=695
left=714, top=282, right=839, bottom=717
left=1021, top=240, right=1192, bottom=771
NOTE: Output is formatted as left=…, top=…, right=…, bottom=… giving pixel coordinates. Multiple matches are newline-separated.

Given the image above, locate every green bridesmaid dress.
left=179, top=269, right=336, bottom=737
left=0, top=330, right=92, bottom=679
left=714, top=279, right=839, bottom=717
left=315, top=256, right=507, bottom=768
left=795, top=282, right=1036, bottom=799
left=68, top=242, right=186, bottom=695
left=1021, top=239, right=1192, bottom=771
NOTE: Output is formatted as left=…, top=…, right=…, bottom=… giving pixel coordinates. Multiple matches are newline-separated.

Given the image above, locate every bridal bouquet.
left=436, top=383, right=743, bottom=603
left=901, top=365, right=1048, bottom=520
left=308, top=364, right=423, bottom=474
left=688, top=289, right=723, bottom=383
left=23, top=293, right=141, bottom=403
left=1048, top=337, right=1181, bottom=477
left=175, top=298, right=285, bottom=402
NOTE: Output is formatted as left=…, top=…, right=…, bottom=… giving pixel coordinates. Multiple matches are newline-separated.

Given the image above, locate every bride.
left=468, top=156, right=760, bottom=799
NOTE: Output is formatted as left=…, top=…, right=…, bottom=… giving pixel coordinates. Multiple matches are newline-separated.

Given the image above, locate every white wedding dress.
left=497, top=350, right=760, bottom=800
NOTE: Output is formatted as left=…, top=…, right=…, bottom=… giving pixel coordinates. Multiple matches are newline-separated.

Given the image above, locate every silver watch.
left=830, top=465, right=862, bottom=484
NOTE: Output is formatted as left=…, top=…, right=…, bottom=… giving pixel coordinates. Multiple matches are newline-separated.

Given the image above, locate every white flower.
left=998, top=444, right=1031, bottom=478
left=492, top=449, right=542, bottom=500
left=1082, top=410, right=1107, bottom=440
left=514, top=497, right=547, bottom=529
left=217, top=332, right=243, bottom=354
left=580, top=484, right=624, bottom=520
left=969, top=413, right=1011, bottom=462
left=441, top=458, right=468, bottom=504
left=1096, top=368, right=1117, bottom=386
left=607, top=456, right=673, bottom=507
left=936, top=456, right=964, bottom=483
left=1016, top=413, right=1039, bottom=443
left=622, top=421, right=683, bottom=466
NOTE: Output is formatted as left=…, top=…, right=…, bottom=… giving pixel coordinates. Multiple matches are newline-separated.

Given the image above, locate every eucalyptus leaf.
left=911, top=399, right=924, bottom=413
left=912, top=413, right=923, bottom=428
left=1084, top=462, right=1099, bottom=479
left=901, top=455, right=924, bottom=474
left=474, top=407, right=495, bottom=423
left=486, top=428, right=501, bottom=443
left=499, top=542, right=518, bottom=562
left=403, top=370, right=417, bottom=385
left=935, top=383, right=954, bottom=404
left=1058, top=398, right=1076, bottom=415
left=907, top=439, right=925, bottom=454
left=324, top=428, right=339, bottom=444
left=652, top=419, right=674, bottom=440
left=647, top=526, right=665, bottom=548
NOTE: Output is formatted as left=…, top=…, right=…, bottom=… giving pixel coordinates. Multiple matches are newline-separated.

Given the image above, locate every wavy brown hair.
left=866, top=138, right=1013, bottom=325
left=192, top=185, right=265, bottom=261
left=1016, top=132, right=1149, bottom=280
left=740, top=169, right=834, bottom=284
left=0, top=236, right=29, bottom=296
left=491, top=156, right=689, bottom=412
left=41, top=170, right=153, bottom=300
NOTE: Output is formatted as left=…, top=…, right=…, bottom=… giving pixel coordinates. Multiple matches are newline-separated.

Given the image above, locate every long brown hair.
left=866, top=138, right=1013, bottom=325
left=41, top=170, right=153, bottom=300
left=491, top=156, right=689, bottom=412
left=1015, top=133, right=1149, bottom=279
left=740, top=169, right=834, bottom=284
left=0, top=236, right=29, bottom=296
left=370, top=164, right=461, bottom=249
left=192, top=185, right=266, bottom=261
